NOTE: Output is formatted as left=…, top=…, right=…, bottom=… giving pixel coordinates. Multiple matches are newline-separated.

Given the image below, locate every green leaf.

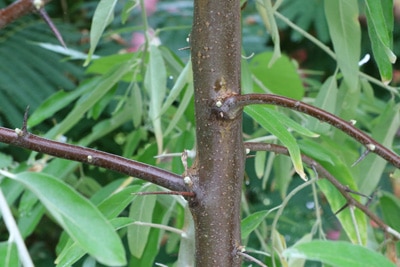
left=325, top=0, right=361, bottom=91
left=85, top=0, right=118, bottom=65
left=318, top=179, right=367, bottom=244
left=128, top=184, right=157, bottom=258
left=145, top=45, right=167, bottom=154
left=250, top=52, right=304, bottom=99
left=268, top=109, right=319, bottom=138
left=56, top=185, right=140, bottom=266
left=365, top=0, right=395, bottom=83
left=283, top=240, right=396, bottom=267
left=0, top=242, right=19, bottom=267
left=164, top=83, right=194, bottom=136
left=35, top=42, right=98, bottom=60
left=358, top=101, right=400, bottom=195
left=86, top=53, right=139, bottom=82
left=28, top=81, right=92, bottom=128
left=46, top=61, right=132, bottom=139
left=256, top=0, right=281, bottom=66
left=10, top=172, right=126, bottom=266
left=274, top=153, right=293, bottom=198
left=255, top=151, right=267, bottom=179
left=307, top=75, right=338, bottom=133
left=122, top=0, right=139, bottom=23
left=241, top=210, right=269, bottom=239
left=245, top=105, right=306, bottom=180
left=160, top=61, right=192, bottom=115
left=299, top=138, right=367, bottom=244
left=379, top=192, right=400, bottom=232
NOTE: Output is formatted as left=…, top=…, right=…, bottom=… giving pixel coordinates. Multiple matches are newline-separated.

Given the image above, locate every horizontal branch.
left=0, top=127, right=187, bottom=192
left=217, top=94, right=400, bottom=168
left=245, top=142, right=400, bottom=240
left=0, top=0, right=51, bottom=29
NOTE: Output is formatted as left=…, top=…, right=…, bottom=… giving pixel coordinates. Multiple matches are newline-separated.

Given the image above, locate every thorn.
left=351, top=149, right=371, bottom=167
left=365, top=187, right=379, bottom=207
left=178, top=46, right=190, bottom=51
left=334, top=203, right=349, bottom=215
left=344, top=186, right=371, bottom=199
left=38, top=8, right=67, bottom=49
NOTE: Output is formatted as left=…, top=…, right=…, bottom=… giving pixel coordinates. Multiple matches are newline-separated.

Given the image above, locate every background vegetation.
left=0, top=0, right=399, bottom=266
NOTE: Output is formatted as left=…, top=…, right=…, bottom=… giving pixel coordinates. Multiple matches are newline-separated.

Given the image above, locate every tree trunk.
left=189, top=0, right=245, bottom=266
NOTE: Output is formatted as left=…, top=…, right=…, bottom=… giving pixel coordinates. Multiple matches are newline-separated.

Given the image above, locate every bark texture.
left=189, top=0, right=245, bottom=266
left=0, top=0, right=52, bottom=29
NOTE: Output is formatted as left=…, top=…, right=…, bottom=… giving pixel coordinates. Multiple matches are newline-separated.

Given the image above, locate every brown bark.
left=0, top=0, right=52, bottom=29
left=189, top=0, right=245, bottom=266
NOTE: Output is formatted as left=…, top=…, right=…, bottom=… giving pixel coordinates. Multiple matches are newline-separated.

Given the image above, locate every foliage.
left=0, top=0, right=399, bottom=266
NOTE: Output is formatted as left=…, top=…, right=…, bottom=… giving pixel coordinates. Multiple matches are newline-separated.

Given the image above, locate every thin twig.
left=237, top=251, right=268, bottom=267
left=0, top=126, right=187, bottom=192
left=245, top=142, right=400, bottom=240
left=218, top=94, right=400, bottom=168
left=0, top=0, right=51, bottom=29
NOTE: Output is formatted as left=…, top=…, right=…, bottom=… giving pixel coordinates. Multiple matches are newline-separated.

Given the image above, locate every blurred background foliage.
left=0, top=0, right=399, bottom=266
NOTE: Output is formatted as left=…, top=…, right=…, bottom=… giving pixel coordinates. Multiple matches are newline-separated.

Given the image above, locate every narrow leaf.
left=0, top=242, right=19, bottom=267
left=241, top=210, right=269, bottom=239
left=364, top=0, right=395, bottom=83
left=284, top=240, right=396, bottom=267
left=379, top=192, right=400, bottom=232
left=359, top=101, right=400, bottom=195
left=256, top=0, right=281, bottom=66
left=145, top=45, right=167, bottom=154
left=307, top=75, right=338, bottom=133
left=10, top=172, right=126, bottom=266
left=325, top=0, right=361, bottom=91
left=245, top=106, right=306, bottom=180
left=128, top=184, right=157, bottom=258
left=56, top=185, right=140, bottom=266
left=85, top=0, right=118, bottom=65
left=45, top=61, right=132, bottom=139
left=300, top=138, right=367, bottom=244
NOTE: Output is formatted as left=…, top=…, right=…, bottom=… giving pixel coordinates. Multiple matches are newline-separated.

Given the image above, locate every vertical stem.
left=190, top=0, right=244, bottom=266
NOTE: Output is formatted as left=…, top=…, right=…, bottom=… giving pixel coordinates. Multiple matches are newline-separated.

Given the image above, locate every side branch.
left=245, top=142, right=400, bottom=240
left=0, top=127, right=186, bottom=192
left=218, top=94, right=400, bottom=168
left=0, top=0, right=51, bottom=29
